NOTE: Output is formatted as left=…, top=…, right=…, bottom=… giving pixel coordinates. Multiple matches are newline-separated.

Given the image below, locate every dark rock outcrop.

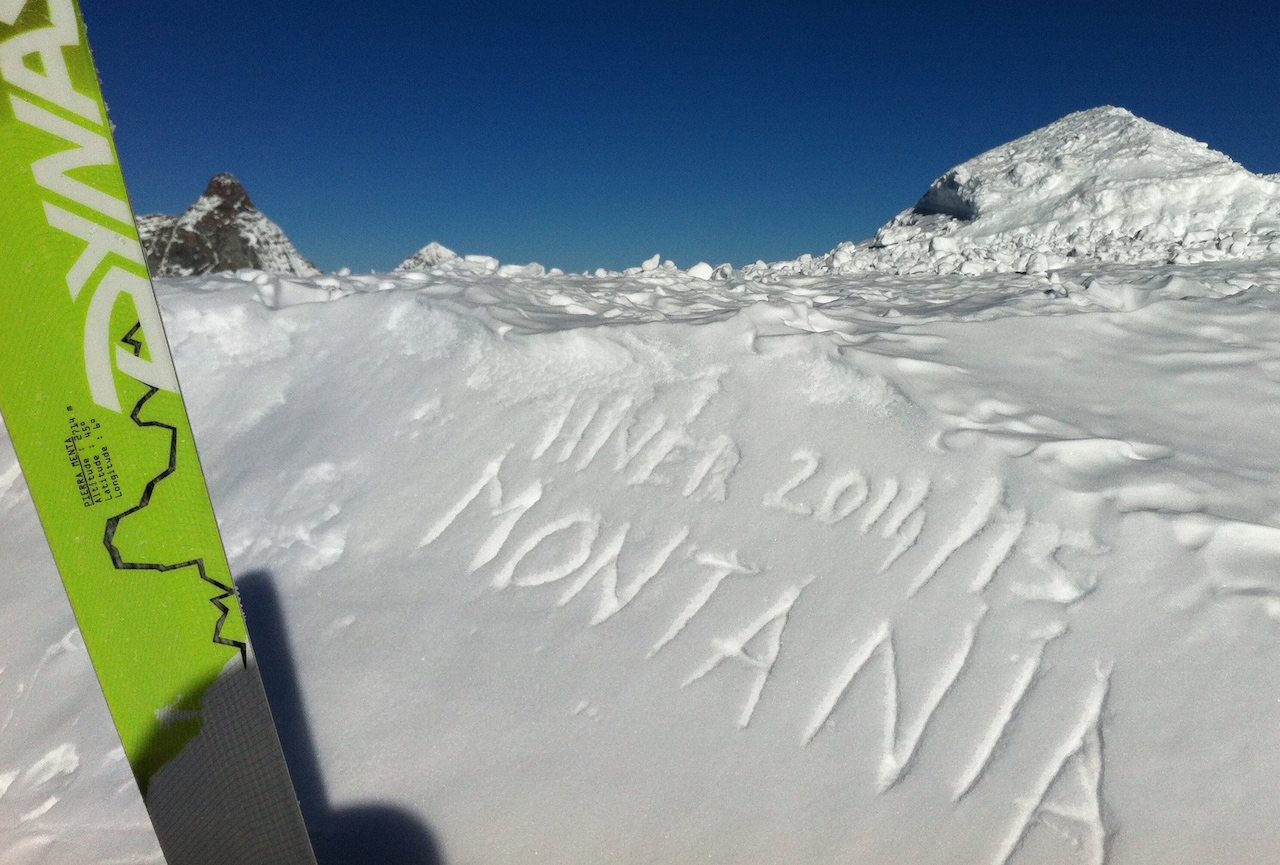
left=137, top=174, right=320, bottom=277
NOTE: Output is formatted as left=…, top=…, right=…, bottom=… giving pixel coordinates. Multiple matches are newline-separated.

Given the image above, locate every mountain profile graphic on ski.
left=0, top=1, right=317, bottom=862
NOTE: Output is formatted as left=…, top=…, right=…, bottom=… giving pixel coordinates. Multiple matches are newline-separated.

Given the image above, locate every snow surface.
left=5, top=109, right=1280, bottom=864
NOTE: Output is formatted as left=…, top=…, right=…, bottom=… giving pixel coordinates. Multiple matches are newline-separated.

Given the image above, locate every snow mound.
left=760, top=107, right=1280, bottom=279
left=138, top=174, right=320, bottom=278
left=395, top=241, right=459, bottom=271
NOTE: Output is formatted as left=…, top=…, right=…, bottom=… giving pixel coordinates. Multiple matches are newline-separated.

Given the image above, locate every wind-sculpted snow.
left=166, top=254, right=1280, bottom=335
left=5, top=254, right=1280, bottom=863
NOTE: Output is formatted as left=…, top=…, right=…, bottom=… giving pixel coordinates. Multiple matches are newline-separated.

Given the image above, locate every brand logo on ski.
left=0, top=2, right=316, bottom=860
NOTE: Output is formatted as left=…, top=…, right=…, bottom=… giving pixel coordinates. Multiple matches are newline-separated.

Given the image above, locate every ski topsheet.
left=0, top=2, right=316, bottom=862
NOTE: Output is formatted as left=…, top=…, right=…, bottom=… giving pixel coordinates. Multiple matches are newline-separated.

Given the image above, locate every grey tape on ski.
left=146, top=654, right=316, bottom=865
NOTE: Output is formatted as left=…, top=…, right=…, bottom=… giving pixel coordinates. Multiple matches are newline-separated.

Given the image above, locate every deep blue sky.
left=80, top=1, right=1280, bottom=274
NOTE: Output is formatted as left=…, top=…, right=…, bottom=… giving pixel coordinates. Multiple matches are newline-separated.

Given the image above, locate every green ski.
left=0, top=1, right=317, bottom=862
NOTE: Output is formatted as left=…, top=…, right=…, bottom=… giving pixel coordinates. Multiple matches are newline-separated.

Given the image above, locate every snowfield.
left=4, top=108, right=1280, bottom=864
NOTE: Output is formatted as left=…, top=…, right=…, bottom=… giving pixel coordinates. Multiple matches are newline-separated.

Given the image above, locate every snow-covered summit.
left=773, top=106, right=1280, bottom=279
left=908, top=106, right=1240, bottom=223
left=395, top=241, right=459, bottom=271
left=138, top=173, right=320, bottom=278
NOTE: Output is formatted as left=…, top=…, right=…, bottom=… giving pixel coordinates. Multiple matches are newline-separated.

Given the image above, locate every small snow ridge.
left=22, top=744, right=79, bottom=788
left=19, top=795, right=59, bottom=823
left=687, top=262, right=714, bottom=280
left=801, top=356, right=903, bottom=413
left=0, top=459, right=24, bottom=504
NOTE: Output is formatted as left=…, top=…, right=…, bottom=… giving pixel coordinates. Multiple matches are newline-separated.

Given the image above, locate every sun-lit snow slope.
left=773, top=107, right=1280, bottom=279
left=4, top=259, right=1280, bottom=864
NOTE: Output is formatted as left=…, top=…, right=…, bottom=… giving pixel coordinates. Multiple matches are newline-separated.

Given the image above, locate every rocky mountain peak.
left=201, top=172, right=256, bottom=212
left=137, top=174, right=319, bottom=278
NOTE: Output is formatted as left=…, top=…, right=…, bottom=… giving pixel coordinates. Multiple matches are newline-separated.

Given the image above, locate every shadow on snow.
left=238, top=571, right=445, bottom=865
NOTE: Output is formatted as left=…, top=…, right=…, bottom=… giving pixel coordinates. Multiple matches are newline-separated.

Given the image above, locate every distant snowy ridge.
left=138, top=173, right=319, bottom=278
left=395, top=240, right=728, bottom=284
left=766, top=106, right=1280, bottom=279
left=395, top=241, right=566, bottom=279
left=392, top=107, right=1280, bottom=284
